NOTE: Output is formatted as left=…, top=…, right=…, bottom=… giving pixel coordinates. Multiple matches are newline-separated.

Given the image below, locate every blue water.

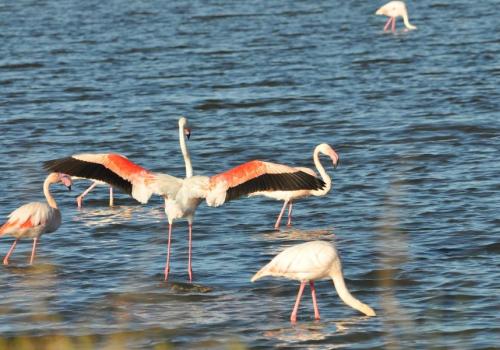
left=1, top=0, right=499, bottom=349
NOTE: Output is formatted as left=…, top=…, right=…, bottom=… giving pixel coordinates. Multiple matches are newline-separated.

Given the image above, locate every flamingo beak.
left=59, top=174, right=73, bottom=190
left=185, top=128, right=191, bottom=140
left=333, top=158, right=339, bottom=169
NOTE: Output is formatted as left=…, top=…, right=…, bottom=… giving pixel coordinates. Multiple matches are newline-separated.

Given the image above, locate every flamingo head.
left=57, top=173, right=73, bottom=191
left=179, top=116, right=191, bottom=140
left=318, top=143, right=340, bottom=169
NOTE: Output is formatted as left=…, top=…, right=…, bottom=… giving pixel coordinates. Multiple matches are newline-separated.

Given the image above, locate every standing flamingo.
left=43, top=117, right=325, bottom=282
left=375, top=1, right=417, bottom=32
left=252, top=240, right=376, bottom=322
left=250, top=143, right=339, bottom=230
left=0, top=173, right=72, bottom=265
left=75, top=180, right=114, bottom=208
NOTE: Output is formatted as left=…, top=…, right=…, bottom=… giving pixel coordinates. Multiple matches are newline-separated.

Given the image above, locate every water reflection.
left=257, top=228, right=335, bottom=242
left=264, top=315, right=373, bottom=347
left=71, top=206, right=165, bottom=227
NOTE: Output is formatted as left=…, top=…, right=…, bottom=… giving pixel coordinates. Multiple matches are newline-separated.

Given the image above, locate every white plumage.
left=375, top=1, right=417, bottom=32
left=0, top=173, right=72, bottom=265
left=252, top=241, right=376, bottom=322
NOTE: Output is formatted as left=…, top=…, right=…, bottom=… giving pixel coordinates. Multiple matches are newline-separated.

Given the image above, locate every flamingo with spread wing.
left=250, top=143, right=339, bottom=230
left=43, top=117, right=325, bottom=282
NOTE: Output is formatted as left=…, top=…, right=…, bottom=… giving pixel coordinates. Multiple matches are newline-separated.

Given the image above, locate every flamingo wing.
left=44, top=153, right=157, bottom=203
left=251, top=241, right=337, bottom=282
left=44, top=154, right=134, bottom=194
left=0, top=202, right=59, bottom=236
left=207, top=160, right=325, bottom=206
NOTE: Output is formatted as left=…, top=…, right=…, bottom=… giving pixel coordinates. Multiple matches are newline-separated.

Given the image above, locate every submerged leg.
left=29, top=237, right=38, bottom=265
left=310, top=281, right=321, bottom=320
left=274, top=201, right=289, bottom=230
left=383, top=17, right=392, bottom=31
left=109, top=186, right=114, bottom=207
left=164, top=223, right=172, bottom=281
left=290, top=281, right=307, bottom=322
left=391, top=17, right=396, bottom=32
left=3, top=239, right=18, bottom=265
left=187, top=223, right=193, bottom=282
left=286, top=201, right=293, bottom=227
left=77, top=181, right=99, bottom=208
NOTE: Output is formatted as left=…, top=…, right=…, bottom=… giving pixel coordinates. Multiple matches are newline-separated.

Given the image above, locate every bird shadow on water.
left=263, top=315, right=372, bottom=346
left=71, top=205, right=164, bottom=227
left=2, top=262, right=59, bottom=276
left=257, top=227, right=336, bottom=243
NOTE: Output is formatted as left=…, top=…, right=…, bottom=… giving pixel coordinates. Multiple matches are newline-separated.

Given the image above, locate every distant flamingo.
left=252, top=240, right=376, bottom=322
left=75, top=180, right=114, bottom=208
left=43, top=117, right=325, bottom=282
left=0, top=173, right=72, bottom=265
left=250, top=143, right=339, bottom=230
left=375, top=1, right=417, bottom=32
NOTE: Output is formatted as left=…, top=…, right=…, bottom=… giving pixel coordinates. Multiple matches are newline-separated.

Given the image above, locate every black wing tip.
left=41, top=156, right=133, bottom=195
left=225, top=171, right=325, bottom=202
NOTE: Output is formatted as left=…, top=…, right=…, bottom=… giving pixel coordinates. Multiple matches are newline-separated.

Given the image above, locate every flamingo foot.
left=3, top=240, right=18, bottom=265
left=164, top=266, right=170, bottom=281
left=76, top=196, right=83, bottom=209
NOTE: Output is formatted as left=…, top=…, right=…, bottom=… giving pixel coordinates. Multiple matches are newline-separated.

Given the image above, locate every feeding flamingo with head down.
left=375, top=1, right=416, bottom=32
left=249, top=143, right=339, bottom=230
left=43, top=117, right=325, bottom=282
left=0, top=172, right=72, bottom=265
left=252, top=240, right=376, bottom=322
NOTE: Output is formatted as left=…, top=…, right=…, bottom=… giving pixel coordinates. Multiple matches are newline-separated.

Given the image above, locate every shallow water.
left=0, top=0, right=499, bottom=349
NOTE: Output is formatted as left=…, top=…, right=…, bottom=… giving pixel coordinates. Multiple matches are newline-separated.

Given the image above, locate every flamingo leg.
left=310, top=281, right=321, bottom=320
left=77, top=181, right=99, bottom=208
left=109, top=186, right=114, bottom=207
left=290, top=281, right=307, bottom=322
left=286, top=201, right=293, bottom=227
left=383, top=17, right=392, bottom=31
left=391, top=17, right=396, bottom=32
left=164, top=223, right=172, bottom=281
left=3, top=239, right=18, bottom=265
left=274, top=201, right=289, bottom=230
left=29, top=237, right=38, bottom=265
left=187, top=223, right=193, bottom=282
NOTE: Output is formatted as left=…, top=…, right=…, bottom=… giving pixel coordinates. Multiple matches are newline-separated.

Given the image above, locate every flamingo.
left=0, top=172, right=72, bottom=265
left=252, top=240, right=376, bottom=322
left=43, top=117, right=325, bottom=282
left=75, top=180, right=114, bottom=208
left=250, top=143, right=339, bottom=230
left=375, top=1, right=417, bottom=32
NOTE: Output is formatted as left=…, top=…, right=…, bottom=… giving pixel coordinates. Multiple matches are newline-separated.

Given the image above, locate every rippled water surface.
left=1, top=0, right=499, bottom=349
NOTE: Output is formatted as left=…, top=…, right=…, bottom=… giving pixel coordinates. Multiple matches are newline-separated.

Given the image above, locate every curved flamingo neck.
left=311, top=146, right=331, bottom=196
left=179, top=119, right=193, bottom=178
left=331, top=272, right=376, bottom=316
left=43, top=175, right=58, bottom=209
left=402, top=13, right=416, bottom=30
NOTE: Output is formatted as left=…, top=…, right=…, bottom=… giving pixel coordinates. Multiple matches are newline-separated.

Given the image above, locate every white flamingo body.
left=44, top=118, right=325, bottom=281
left=252, top=240, right=376, bottom=322
left=250, top=144, right=339, bottom=229
left=0, top=173, right=72, bottom=265
left=376, top=1, right=416, bottom=32
left=1, top=203, right=61, bottom=239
